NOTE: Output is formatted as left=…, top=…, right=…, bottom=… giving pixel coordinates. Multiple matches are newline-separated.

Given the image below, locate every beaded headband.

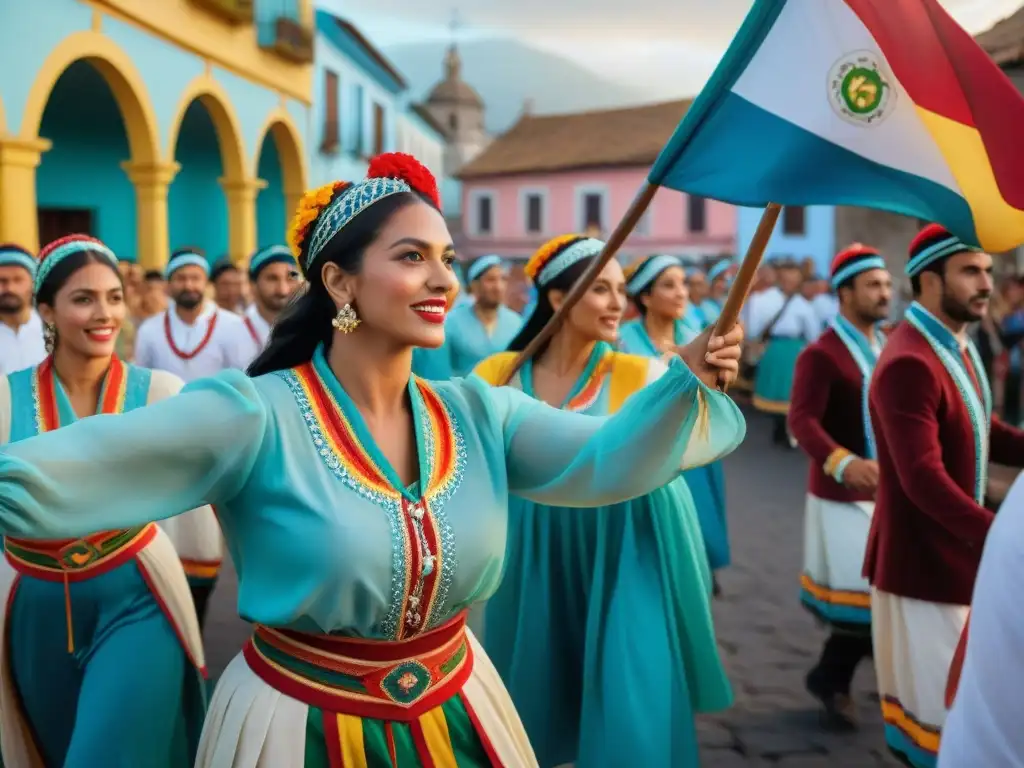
left=535, top=238, right=604, bottom=286
left=707, top=260, right=733, bottom=283
left=0, top=245, right=36, bottom=277
left=305, top=178, right=412, bottom=270
left=35, top=236, right=118, bottom=296
left=249, top=245, right=297, bottom=278
left=906, top=224, right=979, bottom=278
left=626, top=254, right=684, bottom=296
left=830, top=244, right=886, bottom=289
left=165, top=252, right=209, bottom=280
left=467, top=254, right=503, bottom=283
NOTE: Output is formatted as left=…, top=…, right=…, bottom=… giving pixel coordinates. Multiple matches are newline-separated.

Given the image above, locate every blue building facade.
left=736, top=205, right=837, bottom=276
left=0, top=0, right=312, bottom=268
left=310, top=11, right=450, bottom=206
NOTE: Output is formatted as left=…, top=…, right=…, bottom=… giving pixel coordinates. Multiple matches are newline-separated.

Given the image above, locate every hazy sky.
left=317, top=0, right=1020, bottom=97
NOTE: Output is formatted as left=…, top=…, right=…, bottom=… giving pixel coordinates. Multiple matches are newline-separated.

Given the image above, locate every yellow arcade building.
left=0, top=0, right=313, bottom=269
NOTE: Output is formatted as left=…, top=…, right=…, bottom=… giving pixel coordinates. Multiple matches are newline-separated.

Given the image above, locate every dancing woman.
left=0, top=154, right=743, bottom=767
left=474, top=237, right=738, bottom=768
left=0, top=235, right=206, bottom=767
left=619, top=254, right=732, bottom=577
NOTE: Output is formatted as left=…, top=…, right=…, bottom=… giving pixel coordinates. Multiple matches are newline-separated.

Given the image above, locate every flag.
left=649, top=0, right=1024, bottom=253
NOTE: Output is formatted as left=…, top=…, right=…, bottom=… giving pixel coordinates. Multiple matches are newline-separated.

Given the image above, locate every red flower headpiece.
left=367, top=152, right=441, bottom=210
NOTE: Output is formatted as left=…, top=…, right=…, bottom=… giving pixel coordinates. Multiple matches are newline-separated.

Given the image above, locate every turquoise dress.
left=619, top=318, right=732, bottom=570
left=0, top=359, right=205, bottom=768
left=701, top=297, right=723, bottom=326
left=683, top=303, right=707, bottom=331
left=444, top=303, right=522, bottom=377
left=412, top=346, right=452, bottom=380
left=0, top=343, right=744, bottom=767
left=474, top=342, right=737, bottom=768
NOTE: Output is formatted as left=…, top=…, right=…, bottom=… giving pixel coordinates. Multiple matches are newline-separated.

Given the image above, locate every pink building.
left=455, top=100, right=737, bottom=264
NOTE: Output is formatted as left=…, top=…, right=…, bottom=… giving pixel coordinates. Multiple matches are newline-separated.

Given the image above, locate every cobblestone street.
left=699, top=409, right=898, bottom=767
left=203, top=408, right=924, bottom=766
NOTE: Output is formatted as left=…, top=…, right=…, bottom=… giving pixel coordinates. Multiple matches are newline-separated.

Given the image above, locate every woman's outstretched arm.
left=479, top=357, right=745, bottom=507
left=0, top=370, right=267, bottom=538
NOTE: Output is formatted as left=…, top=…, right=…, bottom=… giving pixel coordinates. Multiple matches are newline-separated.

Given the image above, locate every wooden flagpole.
left=713, top=203, right=782, bottom=336
left=712, top=203, right=782, bottom=391
left=497, top=182, right=659, bottom=384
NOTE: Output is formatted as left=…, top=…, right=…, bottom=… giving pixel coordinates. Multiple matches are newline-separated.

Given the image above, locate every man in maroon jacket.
left=865, top=224, right=1024, bottom=768
left=789, top=244, right=892, bottom=730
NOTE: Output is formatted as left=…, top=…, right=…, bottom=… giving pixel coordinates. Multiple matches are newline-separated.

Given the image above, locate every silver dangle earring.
left=331, top=303, right=361, bottom=334
left=43, top=323, right=56, bottom=354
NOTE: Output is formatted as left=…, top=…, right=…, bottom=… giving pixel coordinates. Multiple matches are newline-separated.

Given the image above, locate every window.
left=352, top=84, right=365, bottom=155
left=584, top=193, right=603, bottom=232
left=373, top=103, right=385, bottom=156
left=525, top=193, right=543, bottom=234
left=321, top=70, right=340, bottom=152
left=687, top=195, right=706, bottom=233
left=783, top=205, right=806, bottom=235
left=449, top=113, right=458, bottom=132
left=476, top=195, right=493, bottom=235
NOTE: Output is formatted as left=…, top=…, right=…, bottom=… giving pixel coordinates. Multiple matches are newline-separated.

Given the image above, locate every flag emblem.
left=828, top=52, right=894, bottom=125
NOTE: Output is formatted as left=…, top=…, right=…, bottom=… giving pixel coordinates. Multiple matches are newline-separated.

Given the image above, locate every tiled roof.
left=976, top=5, right=1024, bottom=66
left=455, top=99, right=691, bottom=179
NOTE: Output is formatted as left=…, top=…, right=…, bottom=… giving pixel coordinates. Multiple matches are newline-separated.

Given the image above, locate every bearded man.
left=864, top=225, right=1024, bottom=767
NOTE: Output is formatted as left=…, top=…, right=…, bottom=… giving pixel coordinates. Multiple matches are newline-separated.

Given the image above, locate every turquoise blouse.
left=444, top=303, right=522, bottom=377
left=0, top=343, right=743, bottom=640
left=619, top=318, right=701, bottom=358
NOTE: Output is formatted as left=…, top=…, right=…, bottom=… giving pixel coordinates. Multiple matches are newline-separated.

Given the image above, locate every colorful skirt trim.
left=198, top=616, right=537, bottom=767
left=0, top=526, right=207, bottom=768
left=871, top=589, right=967, bottom=768
left=801, top=495, right=873, bottom=631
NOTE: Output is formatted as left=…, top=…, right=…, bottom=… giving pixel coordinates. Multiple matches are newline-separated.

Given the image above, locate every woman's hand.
left=676, top=323, right=744, bottom=389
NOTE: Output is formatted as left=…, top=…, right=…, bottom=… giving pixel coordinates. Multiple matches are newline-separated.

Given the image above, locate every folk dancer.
left=0, top=244, right=46, bottom=375
left=444, top=254, right=522, bottom=376
left=620, top=254, right=732, bottom=580
left=700, top=259, right=734, bottom=326
left=475, top=237, right=741, bottom=768
left=243, top=245, right=302, bottom=352
left=134, top=248, right=258, bottom=625
left=210, top=257, right=247, bottom=314
left=865, top=225, right=1024, bottom=768
left=748, top=258, right=819, bottom=446
left=788, top=245, right=892, bottom=729
left=684, top=267, right=709, bottom=329
left=939, top=473, right=1024, bottom=766
left=0, top=153, right=745, bottom=767
left=0, top=235, right=206, bottom=767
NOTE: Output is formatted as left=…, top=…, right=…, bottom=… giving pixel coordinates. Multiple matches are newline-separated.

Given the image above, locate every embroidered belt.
left=244, top=611, right=473, bottom=721
left=4, top=524, right=156, bottom=582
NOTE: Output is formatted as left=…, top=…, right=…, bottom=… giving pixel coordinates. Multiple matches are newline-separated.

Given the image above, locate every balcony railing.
left=257, top=0, right=313, bottom=63
left=188, top=0, right=254, bottom=24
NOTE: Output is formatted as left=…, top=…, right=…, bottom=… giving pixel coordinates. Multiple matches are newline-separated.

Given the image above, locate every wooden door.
left=38, top=208, right=94, bottom=248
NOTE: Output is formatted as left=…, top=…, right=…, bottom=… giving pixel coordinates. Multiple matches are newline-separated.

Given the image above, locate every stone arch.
left=166, top=74, right=246, bottom=181
left=252, top=108, right=307, bottom=205
left=253, top=108, right=307, bottom=247
left=20, top=30, right=159, bottom=164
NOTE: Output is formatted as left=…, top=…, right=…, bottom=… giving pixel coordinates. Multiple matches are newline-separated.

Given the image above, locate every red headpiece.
left=830, top=243, right=880, bottom=277
left=367, top=152, right=441, bottom=210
